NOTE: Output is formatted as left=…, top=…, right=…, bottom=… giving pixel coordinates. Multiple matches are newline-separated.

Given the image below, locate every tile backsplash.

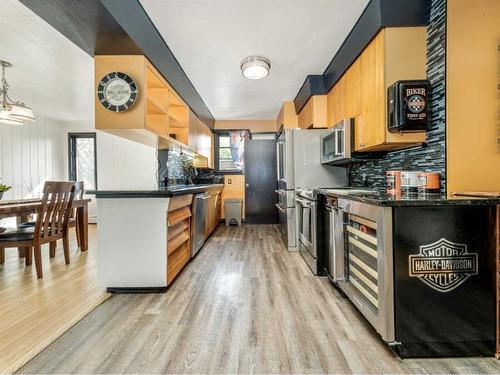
left=348, top=0, right=446, bottom=193
left=157, top=149, right=222, bottom=186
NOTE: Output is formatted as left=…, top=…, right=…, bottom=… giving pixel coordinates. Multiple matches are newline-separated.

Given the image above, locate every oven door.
left=295, top=197, right=317, bottom=257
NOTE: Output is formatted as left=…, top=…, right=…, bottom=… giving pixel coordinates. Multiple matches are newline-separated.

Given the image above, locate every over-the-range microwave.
left=320, top=118, right=356, bottom=166
left=320, top=118, right=377, bottom=166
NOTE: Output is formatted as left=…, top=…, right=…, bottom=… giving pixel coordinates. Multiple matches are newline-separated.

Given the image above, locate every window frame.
left=213, top=130, right=250, bottom=174
left=68, top=132, right=98, bottom=189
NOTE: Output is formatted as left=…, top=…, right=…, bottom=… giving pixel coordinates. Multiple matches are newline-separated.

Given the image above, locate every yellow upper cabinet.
left=298, top=95, right=328, bottom=129
left=95, top=55, right=190, bottom=148
left=327, top=27, right=427, bottom=152
left=277, top=101, right=298, bottom=129
left=190, top=111, right=214, bottom=169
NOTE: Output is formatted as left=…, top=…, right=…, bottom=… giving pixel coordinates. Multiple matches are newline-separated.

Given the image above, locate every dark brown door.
left=244, top=139, right=277, bottom=224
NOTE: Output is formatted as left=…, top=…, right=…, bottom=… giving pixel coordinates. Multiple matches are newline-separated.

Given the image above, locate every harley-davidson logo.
left=409, top=238, right=478, bottom=292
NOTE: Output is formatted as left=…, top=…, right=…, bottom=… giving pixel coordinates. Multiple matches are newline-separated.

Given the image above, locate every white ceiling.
left=140, top=0, right=369, bottom=120
left=0, top=0, right=94, bottom=122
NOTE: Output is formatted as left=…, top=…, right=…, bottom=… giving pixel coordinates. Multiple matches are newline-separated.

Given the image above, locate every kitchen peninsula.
left=91, top=184, right=223, bottom=291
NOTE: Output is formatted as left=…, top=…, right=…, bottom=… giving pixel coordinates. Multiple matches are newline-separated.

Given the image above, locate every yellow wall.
left=221, top=175, right=245, bottom=219
left=215, top=120, right=277, bottom=133
left=446, top=0, right=500, bottom=194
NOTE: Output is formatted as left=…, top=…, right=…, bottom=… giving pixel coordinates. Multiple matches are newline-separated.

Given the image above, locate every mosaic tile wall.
left=157, top=149, right=223, bottom=186
left=157, top=149, right=194, bottom=186
left=349, top=0, right=446, bottom=193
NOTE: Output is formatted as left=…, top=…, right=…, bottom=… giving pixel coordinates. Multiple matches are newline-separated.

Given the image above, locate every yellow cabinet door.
left=357, top=31, right=385, bottom=151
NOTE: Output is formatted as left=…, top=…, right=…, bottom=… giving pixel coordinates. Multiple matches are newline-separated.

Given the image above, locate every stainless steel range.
left=295, top=187, right=323, bottom=275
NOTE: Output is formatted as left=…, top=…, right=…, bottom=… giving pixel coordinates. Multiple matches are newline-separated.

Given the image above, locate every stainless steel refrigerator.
left=275, top=127, right=347, bottom=250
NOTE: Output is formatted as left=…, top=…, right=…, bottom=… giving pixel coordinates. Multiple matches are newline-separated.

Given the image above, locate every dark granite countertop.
left=319, top=189, right=500, bottom=207
left=87, top=184, right=224, bottom=198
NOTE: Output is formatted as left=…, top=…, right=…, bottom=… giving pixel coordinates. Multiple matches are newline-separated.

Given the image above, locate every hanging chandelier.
left=0, top=60, right=35, bottom=125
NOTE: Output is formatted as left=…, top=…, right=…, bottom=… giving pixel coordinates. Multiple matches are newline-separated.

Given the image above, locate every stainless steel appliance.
left=321, top=118, right=374, bottom=166
left=276, top=127, right=347, bottom=250
left=295, top=187, right=323, bottom=275
left=191, top=193, right=209, bottom=257
left=323, top=195, right=346, bottom=282
left=323, top=192, right=394, bottom=342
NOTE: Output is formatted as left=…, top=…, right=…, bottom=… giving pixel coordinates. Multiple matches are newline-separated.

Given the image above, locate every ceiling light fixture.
left=0, top=60, right=35, bottom=125
left=240, top=56, right=271, bottom=80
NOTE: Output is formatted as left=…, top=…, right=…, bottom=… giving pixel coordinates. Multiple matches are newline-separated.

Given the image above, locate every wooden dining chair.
left=68, top=181, right=84, bottom=249
left=20, top=181, right=84, bottom=257
left=0, top=181, right=76, bottom=278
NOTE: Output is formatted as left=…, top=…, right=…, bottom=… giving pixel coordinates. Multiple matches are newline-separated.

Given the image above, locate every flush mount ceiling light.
left=240, top=56, right=271, bottom=80
left=0, top=60, right=35, bottom=125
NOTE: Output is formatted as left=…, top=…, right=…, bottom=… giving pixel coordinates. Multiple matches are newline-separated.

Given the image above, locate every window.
left=215, top=130, right=250, bottom=173
left=68, top=133, right=97, bottom=190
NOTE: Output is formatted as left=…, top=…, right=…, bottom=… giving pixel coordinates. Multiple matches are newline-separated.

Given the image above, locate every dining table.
left=0, top=197, right=91, bottom=256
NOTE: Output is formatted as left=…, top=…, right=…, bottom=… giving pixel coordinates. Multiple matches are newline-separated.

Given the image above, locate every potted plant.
left=0, top=181, right=11, bottom=200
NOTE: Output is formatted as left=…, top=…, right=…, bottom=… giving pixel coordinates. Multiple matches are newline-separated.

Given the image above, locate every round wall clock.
left=97, top=72, right=138, bottom=112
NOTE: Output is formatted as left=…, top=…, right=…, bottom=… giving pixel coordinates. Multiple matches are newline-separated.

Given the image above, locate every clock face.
left=97, top=72, right=138, bottom=112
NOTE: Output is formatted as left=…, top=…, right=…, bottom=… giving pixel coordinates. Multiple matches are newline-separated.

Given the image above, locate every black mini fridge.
left=391, top=205, right=496, bottom=357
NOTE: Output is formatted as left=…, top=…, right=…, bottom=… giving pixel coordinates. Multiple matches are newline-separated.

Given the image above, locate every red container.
left=417, top=172, right=440, bottom=194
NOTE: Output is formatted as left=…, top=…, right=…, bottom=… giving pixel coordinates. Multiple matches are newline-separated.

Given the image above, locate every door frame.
left=68, top=132, right=98, bottom=188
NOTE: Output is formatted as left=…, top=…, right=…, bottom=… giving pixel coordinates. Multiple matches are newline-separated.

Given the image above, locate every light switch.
left=228, top=179, right=232, bottom=184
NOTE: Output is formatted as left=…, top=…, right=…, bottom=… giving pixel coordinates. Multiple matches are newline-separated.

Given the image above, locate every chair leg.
left=49, top=241, right=57, bottom=258
left=25, top=247, right=32, bottom=266
left=34, top=245, right=42, bottom=278
left=0, top=247, right=4, bottom=264
left=63, top=235, right=70, bottom=265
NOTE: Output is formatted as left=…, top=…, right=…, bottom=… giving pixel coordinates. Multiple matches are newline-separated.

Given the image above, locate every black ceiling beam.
left=293, top=0, right=431, bottom=114
left=20, top=0, right=215, bottom=128
left=19, top=0, right=142, bottom=55
left=100, top=0, right=215, bottom=128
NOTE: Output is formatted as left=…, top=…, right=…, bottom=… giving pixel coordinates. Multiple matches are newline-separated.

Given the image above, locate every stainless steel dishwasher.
left=191, top=193, right=209, bottom=257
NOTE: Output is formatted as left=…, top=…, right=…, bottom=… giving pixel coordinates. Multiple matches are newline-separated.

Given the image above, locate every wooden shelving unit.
left=166, top=194, right=193, bottom=285
left=95, top=55, right=190, bottom=148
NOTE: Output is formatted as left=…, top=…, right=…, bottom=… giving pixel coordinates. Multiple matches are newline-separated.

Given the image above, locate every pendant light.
left=240, top=56, right=271, bottom=80
left=0, top=60, right=35, bottom=125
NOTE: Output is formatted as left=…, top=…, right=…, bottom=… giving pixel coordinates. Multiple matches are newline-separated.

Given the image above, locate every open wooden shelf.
left=166, top=195, right=193, bottom=286
left=95, top=56, right=193, bottom=150
left=147, top=88, right=169, bottom=115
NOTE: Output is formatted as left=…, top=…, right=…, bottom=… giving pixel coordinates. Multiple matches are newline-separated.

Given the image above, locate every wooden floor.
left=18, top=225, right=500, bottom=374
left=0, top=225, right=109, bottom=374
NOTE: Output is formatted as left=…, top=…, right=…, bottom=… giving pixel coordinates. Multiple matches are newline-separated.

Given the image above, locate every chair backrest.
left=75, top=181, right=84, bottom=200
left=70, top=181, right=84, bottom=219
left=34, top=181, right=76, bottom=243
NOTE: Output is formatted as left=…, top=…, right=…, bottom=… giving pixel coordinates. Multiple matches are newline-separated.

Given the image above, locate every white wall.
left=0, top=116, right=65, bottom=200
left=0, top=115, right=158, bottom=225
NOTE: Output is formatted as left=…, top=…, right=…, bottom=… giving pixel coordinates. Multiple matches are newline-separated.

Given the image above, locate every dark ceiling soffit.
left=293, top=0, right=431, bottom=114
left=19, top=0, right=142, bottom=56
left=294, top=75, right=325, bottom=113
left=99, top=0, right=215, bottom=128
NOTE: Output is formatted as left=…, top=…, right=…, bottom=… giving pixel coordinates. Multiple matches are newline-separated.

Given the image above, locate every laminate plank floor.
left=19, top=225, right=500, bottom=374
left=0, top=225, right=109, bottom=374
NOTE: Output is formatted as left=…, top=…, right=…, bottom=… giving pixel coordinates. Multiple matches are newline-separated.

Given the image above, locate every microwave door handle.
left=336, top=129, right=343, bottom=156
left=334, top=129, right=339, bottom=156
